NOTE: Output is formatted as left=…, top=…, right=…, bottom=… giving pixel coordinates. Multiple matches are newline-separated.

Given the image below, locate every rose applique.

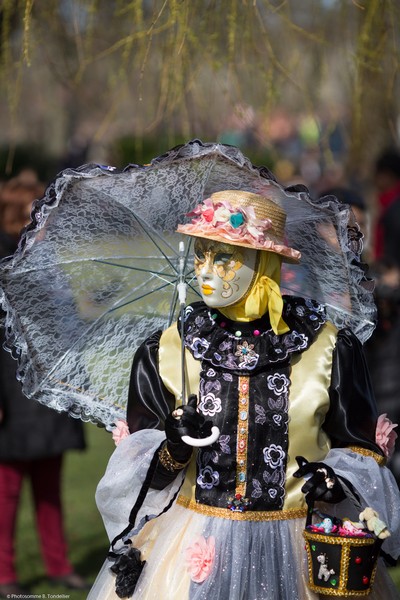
left=185, top=535, right=216, bottom=583
left=376, top=413, right=398, bottom=458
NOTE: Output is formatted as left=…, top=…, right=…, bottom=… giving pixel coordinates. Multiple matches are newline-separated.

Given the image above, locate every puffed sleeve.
left=323, top=328, right=383, bottom=456
left=126, top=331, right=176, bottom=434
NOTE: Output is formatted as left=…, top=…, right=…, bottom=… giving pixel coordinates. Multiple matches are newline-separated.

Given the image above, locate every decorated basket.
left=303, top=498, right=383, bottom=596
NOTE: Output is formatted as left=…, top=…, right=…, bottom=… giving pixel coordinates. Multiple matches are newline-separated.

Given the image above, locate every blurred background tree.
left=0, top=0, right=399, bottom=186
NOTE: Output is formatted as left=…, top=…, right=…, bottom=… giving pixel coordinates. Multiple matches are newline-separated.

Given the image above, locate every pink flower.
left=202, top=207, right=214, bottom=222
left=185, top=535, right=215, bottom=583
left=376, top=414, right=398, bottom=458
left=112, top=419, right=130, bottom=446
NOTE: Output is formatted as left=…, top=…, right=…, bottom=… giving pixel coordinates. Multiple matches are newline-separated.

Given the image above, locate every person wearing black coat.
left=0, top=171, right=88, bottom=597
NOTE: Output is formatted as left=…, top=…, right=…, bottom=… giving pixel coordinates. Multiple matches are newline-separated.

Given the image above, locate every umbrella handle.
left=181, top=426, right=220, bottom=447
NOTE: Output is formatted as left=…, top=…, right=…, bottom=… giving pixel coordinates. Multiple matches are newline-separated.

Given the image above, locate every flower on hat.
left=178, top=190, right=301, bottom=262
left=186, top=198, right=272, bottom=246
left=375, top=414, right=398, bottom=458
left=187, top=198, right=211, bottom=220
left=229, top=212, right=244, bottom=228
left=202, top=207, right=214, bottom=222
left=185, top=535, right=215, bottom=583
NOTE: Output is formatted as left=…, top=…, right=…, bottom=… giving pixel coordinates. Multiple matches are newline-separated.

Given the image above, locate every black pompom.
left=110, top=547, right=146, bottom=598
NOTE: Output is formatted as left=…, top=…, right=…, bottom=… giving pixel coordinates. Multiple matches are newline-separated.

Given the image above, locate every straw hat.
left=177, top=190, right=301, bottom=263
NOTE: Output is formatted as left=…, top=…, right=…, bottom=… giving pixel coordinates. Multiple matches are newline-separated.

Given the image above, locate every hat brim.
left=177, top=227, right=301, bottom=264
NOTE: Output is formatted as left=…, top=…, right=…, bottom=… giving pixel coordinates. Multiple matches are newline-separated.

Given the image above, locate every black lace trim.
left=181, top=296, right=326, bottom=372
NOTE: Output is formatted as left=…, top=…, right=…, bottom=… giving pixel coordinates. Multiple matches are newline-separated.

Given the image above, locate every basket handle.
left=305, top=475, right=362, bottom=528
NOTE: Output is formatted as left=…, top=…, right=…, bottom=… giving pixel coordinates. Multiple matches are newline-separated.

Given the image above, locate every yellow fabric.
left=158, top=325, right=201, bottom=402
left=218, top=251, right=289, bottom=335
left=159, top=325, right=200, bottom=501
left=158, top=320, right=339, bottom=510
left=130, top=512, right=192, bottom=599
left=284, top=320, right=337, bottom=509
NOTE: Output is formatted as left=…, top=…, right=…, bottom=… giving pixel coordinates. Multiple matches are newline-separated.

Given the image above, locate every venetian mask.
left=194, top=238, right=258, bottom=308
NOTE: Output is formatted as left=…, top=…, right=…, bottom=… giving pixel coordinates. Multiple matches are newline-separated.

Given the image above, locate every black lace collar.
left=180, top=296, right=326, bottom=372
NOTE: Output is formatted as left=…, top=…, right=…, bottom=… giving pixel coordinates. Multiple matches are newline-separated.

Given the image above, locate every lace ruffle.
left=0, top=140, right=376, bottom=428
left=181, top=297, right=326, bottom=371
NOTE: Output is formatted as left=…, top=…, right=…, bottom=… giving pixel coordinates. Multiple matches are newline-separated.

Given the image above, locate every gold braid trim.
left=347, top=446, right=386, bottom=466
left=176, top=495, right=307, bottom=521
left=158, top=444, right=191, bottom=472
left=303, top=531, right=379, bottom=596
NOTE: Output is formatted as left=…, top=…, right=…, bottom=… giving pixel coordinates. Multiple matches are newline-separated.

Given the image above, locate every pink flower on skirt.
left=112, top=419, right=130, bottom=446
left=185, top=535, right=215, bottom=583
left=376, top=414, right=398, bottom=458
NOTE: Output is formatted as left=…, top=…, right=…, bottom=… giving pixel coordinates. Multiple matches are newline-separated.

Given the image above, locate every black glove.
left=293, top=456, right=347, bottom=505
left=165, top=394, right=212, bottom=461
left=150, top=395, right=212, bottom=491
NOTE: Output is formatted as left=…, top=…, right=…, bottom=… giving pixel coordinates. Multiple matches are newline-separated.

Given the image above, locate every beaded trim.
left=158, top=444, right=191, bottom=472
left=236, top=376, right=250, bottom=497
left=176, top=495, right=307, bottom=521
left=347, top=446, right=386, bottom=466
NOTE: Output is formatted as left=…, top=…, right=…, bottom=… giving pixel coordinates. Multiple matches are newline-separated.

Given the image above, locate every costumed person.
left=88, top=189, right=400, bottom=600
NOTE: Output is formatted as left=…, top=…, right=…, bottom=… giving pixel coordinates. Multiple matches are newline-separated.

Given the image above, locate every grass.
left=15, top=423, right=115, bottom=600
left=14, top=424, right=400, bottom=598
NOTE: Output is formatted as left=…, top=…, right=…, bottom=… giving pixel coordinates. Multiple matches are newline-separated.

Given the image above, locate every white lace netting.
left=0, top=140, right=376, bottom=428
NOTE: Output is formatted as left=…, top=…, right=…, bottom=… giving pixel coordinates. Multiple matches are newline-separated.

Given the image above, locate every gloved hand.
left=165, top=394, right=212, bottom=460
left=293, top=456, right=346, bottom=505
left=151, top=395, right=212, bottom=491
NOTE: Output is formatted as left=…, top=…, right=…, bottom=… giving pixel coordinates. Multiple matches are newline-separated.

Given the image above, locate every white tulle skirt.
left=88, top=499, right=399, bottom=600
left=88, top=431, right=400, bottom=600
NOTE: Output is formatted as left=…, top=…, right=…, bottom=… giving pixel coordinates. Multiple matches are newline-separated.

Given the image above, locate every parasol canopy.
left=0, top=140, right=375, bottom=429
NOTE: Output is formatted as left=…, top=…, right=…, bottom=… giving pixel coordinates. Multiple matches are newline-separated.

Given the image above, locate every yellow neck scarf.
left=218, top=251, right=289, bottom=335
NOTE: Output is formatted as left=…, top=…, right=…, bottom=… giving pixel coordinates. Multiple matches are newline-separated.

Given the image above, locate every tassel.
left=110, top=547, right=146, bottom=598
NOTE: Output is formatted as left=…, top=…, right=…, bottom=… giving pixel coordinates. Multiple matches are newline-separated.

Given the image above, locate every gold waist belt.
left=177, top=495, right=307, bottom=522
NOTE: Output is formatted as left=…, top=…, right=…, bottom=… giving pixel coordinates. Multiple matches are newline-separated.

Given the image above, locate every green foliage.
left=109, top=133, right=188, bottom=167
left=1, top=1, right=399, bottom=179
left=109, top=134, right=274, bottom=171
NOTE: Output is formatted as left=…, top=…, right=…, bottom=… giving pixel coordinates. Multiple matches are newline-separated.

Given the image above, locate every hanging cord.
left=106, top=439, right=185, bottom=598
left=108, top=439, right=180, bottom=555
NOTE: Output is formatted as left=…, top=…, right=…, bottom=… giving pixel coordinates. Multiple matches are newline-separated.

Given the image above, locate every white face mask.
left=194, top=239, right=258, bottom=308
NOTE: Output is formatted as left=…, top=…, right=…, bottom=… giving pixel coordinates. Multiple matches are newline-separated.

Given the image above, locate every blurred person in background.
left=373, top=148, right=400, bottom=269
left=363, top=147, right=400, bottom=486
left=0, top=170, right=88, bottom=598
left=318, top=184, right=400, bottom=485
left=364, top=256, right=400, bottom=487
